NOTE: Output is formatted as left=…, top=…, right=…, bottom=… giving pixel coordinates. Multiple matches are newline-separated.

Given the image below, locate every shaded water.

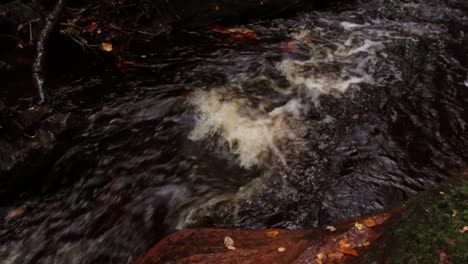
left=1, top=0, right=468, bottom=263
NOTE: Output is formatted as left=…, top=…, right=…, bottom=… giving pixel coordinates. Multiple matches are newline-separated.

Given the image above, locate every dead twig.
left=32, top=0, right=69, bottom=104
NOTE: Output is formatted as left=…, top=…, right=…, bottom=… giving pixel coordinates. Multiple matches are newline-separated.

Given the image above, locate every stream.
left=1, top=0, right=468, bottom=263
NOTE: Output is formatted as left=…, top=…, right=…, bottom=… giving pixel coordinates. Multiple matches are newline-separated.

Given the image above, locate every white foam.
left=190, top=25, right=389, bottom=169
left=340, top=21, right=367, bottom=30
left=278, top=31, right=382, bottom=104
left=347, top=39, right=384, bottom=55
left=190, top=89, right=298, bottom=168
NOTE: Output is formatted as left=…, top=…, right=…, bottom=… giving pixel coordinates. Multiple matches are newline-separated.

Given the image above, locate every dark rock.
left=151, top=0, right=307, bottom=31
left=0, top=106, right=71, bottom=203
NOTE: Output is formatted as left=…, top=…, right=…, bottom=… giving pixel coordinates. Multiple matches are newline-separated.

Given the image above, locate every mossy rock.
left=358, top=173, right=468, bottom=263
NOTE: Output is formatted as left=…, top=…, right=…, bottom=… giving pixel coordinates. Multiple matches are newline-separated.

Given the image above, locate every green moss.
left=361, top=177, right=468, bottom=263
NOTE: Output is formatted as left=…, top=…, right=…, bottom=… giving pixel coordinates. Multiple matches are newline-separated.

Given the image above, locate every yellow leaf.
left=266, top=230, right=279, bottom=237
left=363, top=241, right=371, bottom=247
left=277, top=247, right=286, bottom=252
left=460, top=226, right=468, bottom=234
left=355, top=222, right=365, bottom=230
left=101, top=42, right=113, bottom=52
left=316, top=252, right=325, bottom=264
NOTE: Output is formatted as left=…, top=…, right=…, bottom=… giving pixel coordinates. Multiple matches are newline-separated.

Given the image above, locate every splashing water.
left=189, top=16, right=390, bottom=168
left=1, top=0, right=468, bottom=263
left=190, top=88, right=300, bottom=168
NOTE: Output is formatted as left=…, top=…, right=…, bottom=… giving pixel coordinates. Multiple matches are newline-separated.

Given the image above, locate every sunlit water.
left=1, top=0, right=468, bottom=263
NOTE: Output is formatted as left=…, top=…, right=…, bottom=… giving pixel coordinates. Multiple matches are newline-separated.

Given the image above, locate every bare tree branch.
left=32, top=0, right=69, bottom=104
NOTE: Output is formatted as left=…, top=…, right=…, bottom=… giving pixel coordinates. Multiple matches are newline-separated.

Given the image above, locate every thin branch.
left=32, top=0, right=69, bottom=104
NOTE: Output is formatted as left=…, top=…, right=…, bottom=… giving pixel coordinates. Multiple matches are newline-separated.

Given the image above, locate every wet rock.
left=135, top=208, right=403, bottom=264
left=150, top=0, right=307, bottom=31
left=0, top=106, right=71, bottom=203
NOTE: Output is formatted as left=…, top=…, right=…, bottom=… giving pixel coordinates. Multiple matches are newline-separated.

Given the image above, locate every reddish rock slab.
left=136, top=207, right=404, bottom=264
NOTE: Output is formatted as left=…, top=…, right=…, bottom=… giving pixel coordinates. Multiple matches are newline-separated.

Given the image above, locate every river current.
left=1, top=0, right=467, bottom=263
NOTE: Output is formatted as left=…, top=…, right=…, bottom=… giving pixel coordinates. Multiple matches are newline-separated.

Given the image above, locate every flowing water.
left=1, top=0, right=468, bottom=263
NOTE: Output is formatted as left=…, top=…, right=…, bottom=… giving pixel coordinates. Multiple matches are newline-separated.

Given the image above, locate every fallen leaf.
left=316, top=252, right=325, bottom=264
left=116, top=60, right=134, bottom=69
left=326, top=225, right=336, bottom=231
left=352, top=114, right=360, bottom=120
left=7, top=208, right=25, bottom=219
left=328, top=252, right=344, bottom=258
left=451, top=210, right=458, bottom=218
left=439, top=191, right=445, bottom=196
left=88, top=22, right=98, bottom=32
left=362, top=241, right=371, bottom=247
left=340, top=247, right=358, bottom=256
left=459, top=226, right=468, bottom=234
left=224, top=236, right=236, bottom=250
left=277, top=247, right=286, bottom=252
left=266, top=230, right=279, bottom=237
left=364, top=219, right=377, bottom=227
left=355, top=222, right=365, bottom=230
left=101, top=42, right=113, bottom=52
left=339, top=239, right=350, bottom=248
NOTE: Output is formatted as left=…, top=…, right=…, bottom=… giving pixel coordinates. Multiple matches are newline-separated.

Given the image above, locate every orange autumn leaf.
left=101, top=42, right=113, bottom=52
left=265, top=230, right=279, bottom=237
left=340, top=247, right=358, bottom=256
left=364, top=219, right=377, bottom=227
